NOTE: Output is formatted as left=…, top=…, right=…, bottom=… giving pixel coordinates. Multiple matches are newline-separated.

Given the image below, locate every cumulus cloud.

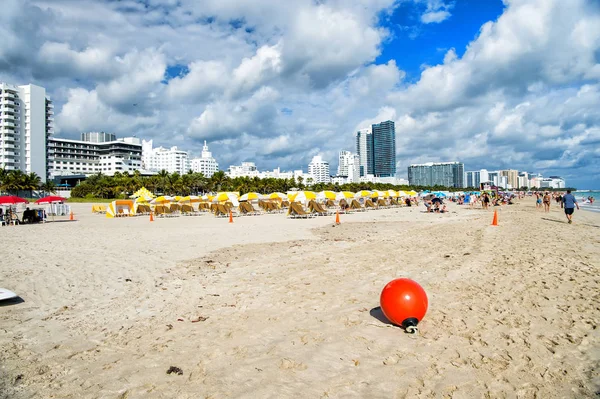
left=1, top=0, right=599, bottom=187
left=420, top=0, right=454, bottom=24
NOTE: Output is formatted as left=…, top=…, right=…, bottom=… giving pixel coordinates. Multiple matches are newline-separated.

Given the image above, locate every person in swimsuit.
left=543, top=192, right=551, bottom=213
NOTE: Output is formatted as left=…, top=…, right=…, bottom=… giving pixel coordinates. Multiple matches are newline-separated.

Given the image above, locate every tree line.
left=68, top=170, right=471, bottom=199
left=0, top=169, right=56, bottom=197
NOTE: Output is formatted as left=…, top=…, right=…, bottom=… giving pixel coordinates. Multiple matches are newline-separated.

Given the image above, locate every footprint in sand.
left=279, top=358, right=307, bottom=371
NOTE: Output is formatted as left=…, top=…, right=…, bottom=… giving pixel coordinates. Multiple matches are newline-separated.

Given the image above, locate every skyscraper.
left=408, top=162, right=464, bottom=187
left=355, top=127, right=372, bottom=177
left=0, top=82, right=53, bottom=181
left=371, top=120, right=396, bottom=177
left=355, top=120, right=396, bottom=178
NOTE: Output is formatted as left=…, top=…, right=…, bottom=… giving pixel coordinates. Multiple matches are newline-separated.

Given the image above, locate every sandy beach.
left=1, top=198, right=599, bottom=398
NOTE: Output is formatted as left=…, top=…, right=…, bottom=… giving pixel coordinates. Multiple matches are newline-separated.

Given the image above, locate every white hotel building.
left=47, top=133, right=143, bottom=177
left=142, top=140, right=190, bottom=174
left=0, top=82, right=53, bottom=181
left=308, top=155, right=331, bottom=184
left=190, top=141, right=219, bottom=177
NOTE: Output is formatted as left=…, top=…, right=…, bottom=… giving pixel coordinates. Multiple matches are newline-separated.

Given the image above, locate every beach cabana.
left=106, top=200, right=136, bottom=218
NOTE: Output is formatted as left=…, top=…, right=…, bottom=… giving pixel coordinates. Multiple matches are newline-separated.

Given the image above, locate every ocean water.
left=575, top=190, right=600, bottom=213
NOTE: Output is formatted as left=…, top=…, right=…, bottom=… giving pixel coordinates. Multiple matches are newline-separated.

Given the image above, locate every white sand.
left=1, top=200, right=599, bottom=398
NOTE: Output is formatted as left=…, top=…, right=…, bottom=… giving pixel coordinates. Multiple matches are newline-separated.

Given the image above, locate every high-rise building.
left=355, top=121, right=396, bottom=178
left=371, top=120, right=396, bottom=177
left=465, top=169, right=489, bottom=188
left=0, top=82, right=53, bottom=181
left=308, top=155, right=330, bottom=184
left=465, top=171, right=480, bottom=188
left=335, top=150, right=360, bottom=184
left=48, top=135, right=142, bottom=177
left=500, top=169, right=519, bottom=189
left=355, top=127, right=372, bottom=177
left=408, top=162, right=464, bottom=187
left=142, top=139, right=190, bottom=174
left=190, top=141, right=219, bottom=177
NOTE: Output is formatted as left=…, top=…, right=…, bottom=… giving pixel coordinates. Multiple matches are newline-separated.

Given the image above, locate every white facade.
left=48, top=136, right=143, bottom=177
left=190, top=141, right=219, bottom=177
left=355, top=127, right=372, bottom=176
left=359, top=175, right=409, bottom=185
left=540, top=177, right=565, bottom=189
left=337, top=150, right=361, bottom=183
left=308, top=155, right=330, bottom=184
left=142, top=139, right=190, bottom=174
left=227, top=162, right=259, bottom=178
left=0, top=82, right=53, bottom=181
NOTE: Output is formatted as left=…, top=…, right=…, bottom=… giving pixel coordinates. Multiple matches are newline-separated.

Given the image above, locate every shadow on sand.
left=369, top=306, right=393, bottom=325
left=0, top=297, right=24, bottom=307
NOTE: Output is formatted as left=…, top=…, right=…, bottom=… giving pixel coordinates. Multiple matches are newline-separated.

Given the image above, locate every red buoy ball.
left=380, top=278, right=428, bottom=331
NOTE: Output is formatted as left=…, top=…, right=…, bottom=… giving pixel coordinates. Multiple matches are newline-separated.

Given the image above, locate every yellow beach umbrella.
left=151, top=195, right=173, bottom=204
left=397, top=190, right=408, bottom=197
left=386, top=190, right=398, bottom=197
left=239, top=192, right=262, bottom=201
left=180, top=195, right=201, bottom=203
left=289, top=191, right=316, bottom=203
left=213, top=192, right=239, bottom=203
left=370, top=190, right=386, bottom=198
left=407, top=190, right=418, bottom=196
left=269, top=192, right=287, bottom=200
left=317, top=190, right=336, bottom=200
left=355, top=190, right=372, bottom=198
left=336, top=191, right=354, bottom=200
left=135, top=196, right=150, bottom=203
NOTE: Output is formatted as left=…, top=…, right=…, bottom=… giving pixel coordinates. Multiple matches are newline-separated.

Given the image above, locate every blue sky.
left=1, top=0, right=599, bottom=189
left=378, top=0, right=506, bottom=81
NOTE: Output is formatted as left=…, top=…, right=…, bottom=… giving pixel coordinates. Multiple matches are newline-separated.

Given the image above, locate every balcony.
left=1, top=121, right=15, bottom=128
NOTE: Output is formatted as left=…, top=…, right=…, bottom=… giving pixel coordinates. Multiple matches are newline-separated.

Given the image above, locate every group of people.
left=534, top=190, right=581, bottom=224
left=0, top=207, right=45, bottom=225
left=424, top=197, right=449, bottom=213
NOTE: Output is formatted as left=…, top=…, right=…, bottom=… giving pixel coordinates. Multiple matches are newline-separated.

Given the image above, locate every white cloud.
left=1, top=0, right=599, bottom=187
left=419, top=0, right=454, bottom=24
left=421, top=10, right=451, bottom=24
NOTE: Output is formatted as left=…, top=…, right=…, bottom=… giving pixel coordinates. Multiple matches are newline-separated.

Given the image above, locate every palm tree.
left=157, top=170, right=169, bottom=194
left=41, top=181, right=57, bottom=195
left=210, top=171, right=229, bottom=192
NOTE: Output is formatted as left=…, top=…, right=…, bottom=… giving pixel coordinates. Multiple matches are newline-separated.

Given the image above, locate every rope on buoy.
left=405, top=326, right=419, bottom=334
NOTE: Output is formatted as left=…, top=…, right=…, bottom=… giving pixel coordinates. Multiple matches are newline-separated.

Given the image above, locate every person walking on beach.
left=562, top=190, right=579, bottom=224
left=543, top=192, right=551, bottom=213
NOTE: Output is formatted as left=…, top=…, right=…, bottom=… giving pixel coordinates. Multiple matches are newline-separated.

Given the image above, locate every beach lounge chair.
left=308, top=200, right=330, bottom=216
left=170, top=203, right=181, bottom=215
left=365, top=199, right=377, bottom=209
left=377, top=199, right=389, bottom=209
left=239, top=202, right=260, bottom=215
left=350, top=199, right=366, bottom=212
left=287, top=202, right=316, bottom=219
left=390, top=198, right=400, bottom=207
left=181, top=204, right=199, bottom=215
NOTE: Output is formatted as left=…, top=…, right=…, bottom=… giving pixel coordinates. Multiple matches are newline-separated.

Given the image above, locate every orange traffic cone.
left=69, top=211, right=74, bottom=221
left=335, top=211, right=340, bottom=224
left=149, top=212, right=154, bottom=222
left=491, top=210, right=498, bottom=226
left=229, top=210, right=233, bottom=223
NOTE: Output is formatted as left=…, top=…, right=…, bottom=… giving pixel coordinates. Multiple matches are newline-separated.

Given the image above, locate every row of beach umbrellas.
left=132, top=189, right=420, bottom=205
left=0, top=195, right=67, bottom=205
